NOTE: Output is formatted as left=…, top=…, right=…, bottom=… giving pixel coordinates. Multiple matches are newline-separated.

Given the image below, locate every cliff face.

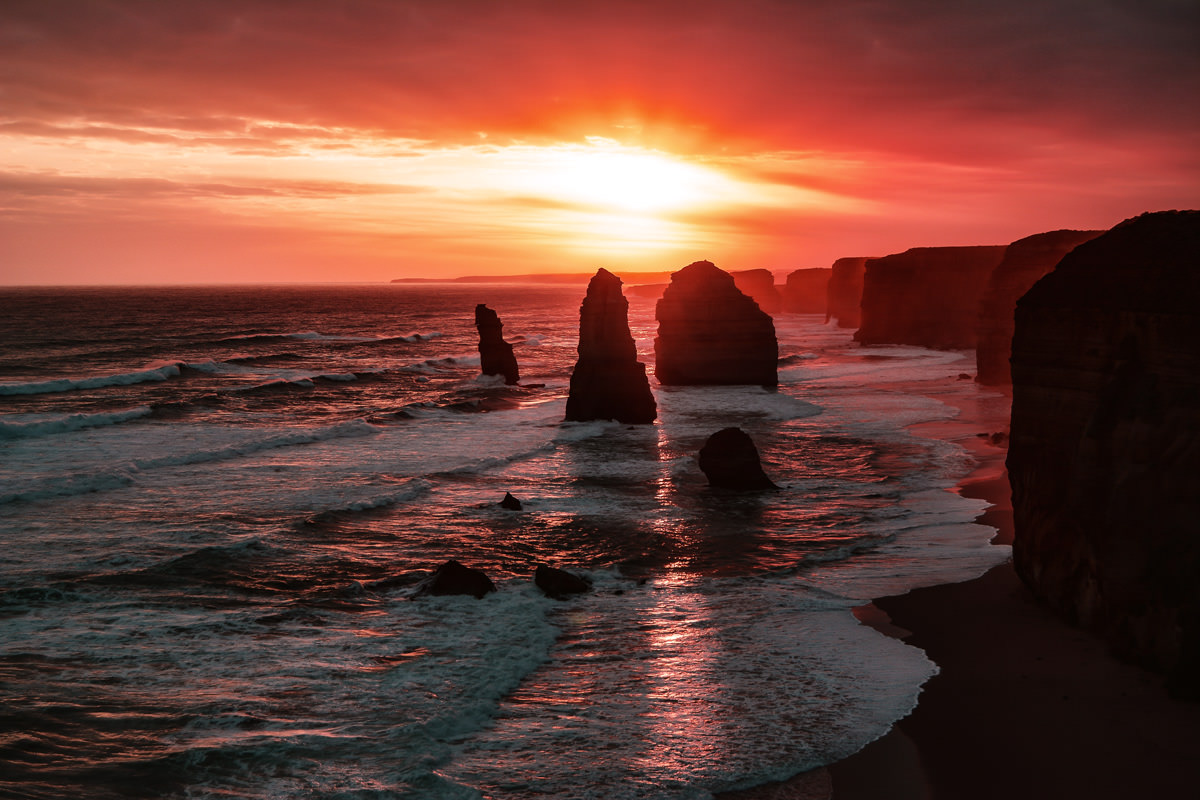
left=474, top=304, right=520, bottom=385
left=564, top=269, right=657, bottom=424
left=781, top=267, right=832, bottom=314
left=655, top=261, right=778, bottom=387
left=1007, top=210, right=1200, bottom=696
left=824, top=257, right=869, bottom=328
left=976, top=230, right=1104, bottom=385
left=730, top=269, right=782, bottom=314
left=854, top=246, right=1006, bottom=349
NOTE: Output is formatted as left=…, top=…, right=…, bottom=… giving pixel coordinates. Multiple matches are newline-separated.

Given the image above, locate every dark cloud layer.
left=3, top=0, right=1198, bottom=160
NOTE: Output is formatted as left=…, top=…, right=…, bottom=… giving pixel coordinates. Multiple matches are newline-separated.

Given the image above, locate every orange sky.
left=2, top=0, right=1198, bottom=284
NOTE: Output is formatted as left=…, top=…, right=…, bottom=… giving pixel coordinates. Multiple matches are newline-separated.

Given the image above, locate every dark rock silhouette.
left=534, top=565, right=592, bottom=599
left=698, top=427, right=778, bottom=490
left=412, top=559, right=497, bottom=599
left=781, top=267, right=832, bottom=314
left=474, top=304, right=520, bottom=385
left=731, top=269, right=783, bottom=314
left=655, top=261, right=778, bottom=386
left=855, top=246, right=1006, bottom=349
left=976, top=229, right=1105, bottom=385
left=499, top=492, right=522, bottom=510
left=564, top=269, right=657, bottom=423
left=1007, top=210, right=1200, bottom=697
left=824, top=257, right=871, bottom=328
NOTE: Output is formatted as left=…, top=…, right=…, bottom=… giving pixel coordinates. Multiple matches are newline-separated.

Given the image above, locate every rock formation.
left=824, top=257, right=870, bottom=328
left=534, top=565, right=592, bottom=599
left=781, top=267, right=832, bottom=314
left=731, top=269, right=783, bottom=314
left=1007, top=210, right=1200, bottom=696
left=564, top=269, right=657, bottom=424
left=413, top=560, right=497, bottom=599
left=474, top=304, right=520, bottom=385
left=854, top=246, right=1006, bottom=349
left=697, top=427, right=777, bottom=490
left=655, top=261, right=778, bottom=387
left=499, top=492, right=522, bottom=510
left=976, top=230, right=1104, bottom=385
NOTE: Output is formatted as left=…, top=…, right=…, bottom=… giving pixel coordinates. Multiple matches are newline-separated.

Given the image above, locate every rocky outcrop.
left=825, top=257, right=870, bottom=328
left=413, top=560, right=497, bottom=599
left=655, top=261, right=778, bottom=386
left=697, top=427, right=777, bottom=490
left=731, top=269, right=783, bottom=314
left=564, top=269, right=657, bottom=424
left=855, top=246, right=1006, bottom=349
left=499, top=492, right=522, bottom=510
left=976, top=230, right=1104, bottom=385
left=534, top=565, right=592, bottom=599
left=780, top=268, right=833, bottom=314
left=1007, top=210, right=1200, bottom=696
left=474, top=304, right=520, bottom=385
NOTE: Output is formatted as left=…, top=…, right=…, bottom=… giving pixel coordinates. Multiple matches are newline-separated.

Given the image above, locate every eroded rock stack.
left=976, top=230, right=1104, bottom=385
left=731, top=269, right=782, bottom=314
left=564, top=269, right=657, bottom=424
left=1007, top=210, right=1200, bottom=696
left=655, top=261, right=778, bottom=386
left=855, top=246, right=1006, bottom=349
left=824, top=257, right=870, bottom=328
left=474, top=304, right=520, bottom=385
left=698, top=427, right=777, bottom=490
left=782, top=267, right=833, bottom=314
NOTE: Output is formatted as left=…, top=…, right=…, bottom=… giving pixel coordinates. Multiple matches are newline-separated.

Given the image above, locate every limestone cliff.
left=474, top=304, right=520, bottom=385
left=565, top=269, right=657, bottom=424
left=1007, top=210, right=1200, bottom=696
left=825, top=257, right=870, bottom=328
left=854, top=246, right=1006, bottom=349
left=731, top=269, right=783, bottom=314
left=655, top=261, right=778, bottom=387
left=975, top=230, right=1104, bottom=385
left=781, top=268, right=832, bottom=314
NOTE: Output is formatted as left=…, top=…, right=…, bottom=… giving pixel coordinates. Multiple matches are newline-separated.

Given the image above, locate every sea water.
left=0, top=284, right=1009, bottom=799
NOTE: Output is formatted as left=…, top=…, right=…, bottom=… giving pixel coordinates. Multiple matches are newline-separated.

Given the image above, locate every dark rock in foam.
left=474, top=304, right=520, bottom=385
left=564, top=269, right=657, bottom=424
left=1007, top=210, right=1200, bottom=697
left=855, top=246, right=1006, bottom=349
left=698, top=427, right=778, bottom=490
left=499, top=492, right=522, bottom=510
left=655, top=261, right=778, bottom=387
left=534, top=565, right=592, bottom=599
left=975, top=229, right=1105, bottom=385
left=412, top=559, right=497, bottom=599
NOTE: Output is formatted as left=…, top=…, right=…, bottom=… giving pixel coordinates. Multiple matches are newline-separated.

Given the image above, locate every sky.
left=1, top=0, right=1198, bottom=284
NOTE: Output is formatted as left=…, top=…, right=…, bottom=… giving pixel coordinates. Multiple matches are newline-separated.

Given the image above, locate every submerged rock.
left=655, top=261, right=778, bottom=386
left=412, top=559, right=496, bottom=599
left=474, top=304, right=520, bottom=385
left=1007, top=210, right=1200, bottom=697
left=564, top=269, right=657, bottom=424
left=855, top=246, right=1006, bottom=349
left=534, top=565, right=592, bottom=599
left=499, top=492, right=523, bottom=510
left=698, top=427, right=777, bottom=490
left=975, top=229, right=1104, bottom=385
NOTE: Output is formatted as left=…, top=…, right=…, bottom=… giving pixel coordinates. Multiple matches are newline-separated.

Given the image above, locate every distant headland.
left=391, top=271, right=676, bottom=286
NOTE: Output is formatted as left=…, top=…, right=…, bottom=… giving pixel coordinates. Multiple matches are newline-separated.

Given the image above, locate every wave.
left=0, top=363, right=183, bottom=396
left=300, top=478, right=431, bottom=526
left=218, top=330, right=442, bottom=345
left=0, top=406, right=153, bottom=440
left=0, top=419, right=380, bottom=505
left=400, top=354, right=482, bottom=374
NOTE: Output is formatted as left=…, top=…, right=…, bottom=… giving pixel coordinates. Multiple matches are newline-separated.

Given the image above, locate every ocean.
left=0, top=284, right=1009, bottom=799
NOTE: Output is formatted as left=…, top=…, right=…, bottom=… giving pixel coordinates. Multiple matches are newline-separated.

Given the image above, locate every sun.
left=520, top=139, right=736, bottom=213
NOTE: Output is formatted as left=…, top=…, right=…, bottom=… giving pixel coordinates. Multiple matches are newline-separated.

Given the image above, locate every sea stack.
left=698, top=428, right=777, bottom=490
left=854, top=246, right=1007, bottom=349
left=975, top=229, right=1104, bottom=385
left=730, top=269, right=783, bottom=314
left=824, top=257, right=870, bottom=328
left=474, top=304, right=520, bottom=385
left=564, top=269, right=657, bottom=424
left=781, top=267, right=832, bottom=315
left=655, top=260, right=778, bottom=386
left=1007, top=210, right=1200, bottom=696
